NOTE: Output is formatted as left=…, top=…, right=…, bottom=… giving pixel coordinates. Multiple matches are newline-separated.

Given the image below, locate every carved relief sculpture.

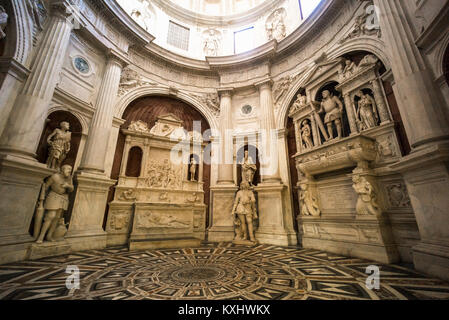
left=231, top=182, right=258, bottom=244
left=147, top=159, right=182, bottom=189
left=241, top=150, right=257, bottom=186
left=137, top=211, right=190, bottom=229
left=46, top=121, right=72, bottom=170
left=266, top=9, right=286, bottom=42
left=387, top=183, right=411, bottom=208
left=0, top=6, right=8, bottom=40
left=301, top=120, right=314, bottom=150
left=26, top=0, right=47, bottom=31
left=34, top=165, right=74, bottom=243
left=341, top=59, right=357, bottom=80
left=299, top=183, right=321, bottom=216
left=339, top=8, right=382, bottom=43
left=203, top=29, right=221, bottom=56
left=130, top=0, right=151, bottom=31
left=128, top=120, right=150, bottom=133
left=317, top=90, right=344, bottom=140
left=356, top=90, right=379, bottom=130
left=352, top=175, right=382, bottom=217
left=118, top=68, right=156, bottom=96
left=119, top=189, right=137, bottom=201
left=289, top=93, right=308, bottom=116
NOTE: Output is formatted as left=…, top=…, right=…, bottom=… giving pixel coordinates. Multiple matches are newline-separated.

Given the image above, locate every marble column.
left=216, top=89, right=234, bottom=185
left=257, top=80, right=281, bottom=183
left=79, top=52, right=126, bottom=173
left=371, top=79, right=391, bottom=125
left=0, top=5, right=73, bottom=157
left=374, top=0, right=449, bottom=281
left=343, top=93, right=359, bottom=135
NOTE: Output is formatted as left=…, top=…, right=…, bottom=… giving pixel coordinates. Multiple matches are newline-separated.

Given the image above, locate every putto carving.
left=339, top=55, right=379, bottom=82
left=232, top=182, right=258, bottom=245
left=128, top=120, right=150, bottom=133
left=34, top=165, right=74, bottom=244
left=355, top=90, right=379, bottom=131
left=119, top=189, right=137, bottom=201
left=339, top=6, right=381, bottom=44
left=203, top=29, right=221, bottom=57
left=289, top=93, right=308, bottom=117
left=352, top=175, right=382, bottom=217
left=299, top=183, right=321, bottom=217
left=46, top=121, right=72, bottom=170
left=0, top=6, right=8, bottom=40
left=266, top=9, right=286, bottom=42
left=387, top=183, right=411, bottom=208
left=118, top=68, right=156, bottom=96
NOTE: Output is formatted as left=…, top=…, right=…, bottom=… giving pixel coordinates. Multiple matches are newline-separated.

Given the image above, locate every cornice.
left=415, top=0, right=449, bottom=52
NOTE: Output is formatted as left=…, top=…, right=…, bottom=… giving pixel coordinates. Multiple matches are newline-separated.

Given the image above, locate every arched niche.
left=125, top=146, right=143, bottom=177
left=106, top=95, right=212, bottom=229
left=236, top=144, right=260, bottom=187
left=187, top=153, right=200, bottom=182
left=36, top=110, right=83, bottom=169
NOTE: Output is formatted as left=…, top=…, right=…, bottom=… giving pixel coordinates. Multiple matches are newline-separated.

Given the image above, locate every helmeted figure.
left=231, top=182, right=258, bottom=243
left=46, top=121, right=72, bottom=170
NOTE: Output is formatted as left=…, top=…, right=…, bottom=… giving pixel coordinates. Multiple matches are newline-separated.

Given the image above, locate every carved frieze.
left=118, top=68, right=157, bottom=96
left=136, top=211, right=190, bottom=229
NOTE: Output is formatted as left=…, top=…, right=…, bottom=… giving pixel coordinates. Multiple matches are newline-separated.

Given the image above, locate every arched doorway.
left=105, top=96, right=212, bottom=229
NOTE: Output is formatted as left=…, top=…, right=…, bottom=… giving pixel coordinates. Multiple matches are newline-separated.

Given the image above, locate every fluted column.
left=217, top=89, right=234, bottom=185
left=343, top=93, right=359, bottom=135
left=79, top=53, right=126, bottom=174
left=257, top=80, right=281, bottom=183
left=373, top=0, right=449, bottom=148
left=0, top=4, right=73, bottom=157
left=371, top=79, right=391, bottom=124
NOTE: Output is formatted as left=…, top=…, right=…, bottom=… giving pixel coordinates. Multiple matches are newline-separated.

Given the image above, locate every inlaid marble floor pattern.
left=0, top=242, right=448, bottom=300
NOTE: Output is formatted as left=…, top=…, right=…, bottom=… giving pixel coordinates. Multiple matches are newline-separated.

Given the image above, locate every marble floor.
left=0, top=242, right=448, bottom=300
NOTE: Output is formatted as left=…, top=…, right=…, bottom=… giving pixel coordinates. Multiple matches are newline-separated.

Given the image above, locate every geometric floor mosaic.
left=1, top=242, right=449, bottom=300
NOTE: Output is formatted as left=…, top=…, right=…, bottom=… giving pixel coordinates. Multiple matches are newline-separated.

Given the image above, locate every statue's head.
left=240, top=181, right=250, bottom=190
left=299, top=183, right=308, bottom=191
left=352, top=174, right=361, bottom=183
left=61, top=165, right=72, bottom=177
left=60, top=121, right=70, bottom=131
left=345, top=59, right=352, bottom=66
left=322, top=90, right=331, bottom=99
left=302, top=120, right=309, bottom=127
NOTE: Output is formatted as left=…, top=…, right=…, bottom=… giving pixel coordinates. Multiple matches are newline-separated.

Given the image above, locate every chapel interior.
left=0, top=0, right=449, bottom=300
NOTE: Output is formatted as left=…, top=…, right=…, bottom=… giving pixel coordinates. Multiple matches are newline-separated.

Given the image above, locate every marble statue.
left=0, top=6, right=8, bottom=40
left=356, top=91, right=379, bottom=130
left=301, top=120, right=314, bottom=150
left=317, top=90, right=344, bottom=140
left=46, top=121, right=72, bottom=170
left=128, top=120, right=150, bottom=133
left=289, top=93, right=307, bottom=116
left=203, top=29, right=220, bottom=56
left=27, top=0, right=47, bottom=31
left=35, top=165, right=74, bottom=244
left=352, top=175, right=381, bottom=216
left=341, top=59, right=357, bottom=79
left=130, top=0, right=151, bottom=31
left=241, top=150, right=257, bottom=186
left=189, top=157, right=197, bottom=182
left=299, top=183, right=321, bottom=216
left=231, top=182, right=258, bottom=244
left=266, top=10, right=286, bottom=42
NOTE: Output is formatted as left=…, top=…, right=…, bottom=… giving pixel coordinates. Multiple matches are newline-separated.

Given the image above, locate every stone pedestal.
left=391, top=142, right=449, bottom=280
left=208, top=185, right=238, bottom=242
left=66, top=171, right=115, bottom=252
left=254, top=183, right=297, bottom=246
left=27, top=241, right=71, bottom=261
left=0, top=154, right=54, bottom=263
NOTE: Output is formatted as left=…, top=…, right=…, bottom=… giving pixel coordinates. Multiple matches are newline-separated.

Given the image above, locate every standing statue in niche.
left=301, top=120, right=314, bottom=150
left=356, top=90, right=379, bottom=130
left=203, top=29, right=220, bottom=57
left=46, top=121, right=72, bottom=170
left=241, top=150, right=257, bottom=186
left=232, top=182, right=258, bottom=244
left=352, top=175, right=382, bottom=217
left=189, top=157, right=197, bottom=182
left=318, top=90, right=344, bottom=141
left=0, top=6, right=8, bottom=40
left=266, top=10, right=286, bottom=42
left=34, top=165, right=74, bottom=244
left=299, top=183, right=321, bottom=216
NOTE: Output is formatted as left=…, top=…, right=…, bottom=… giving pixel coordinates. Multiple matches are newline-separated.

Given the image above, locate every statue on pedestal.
left=231, top=182, right=258, bottom=244
left=189, top=157, right=197, bottom=182
left=352, top=175, right=381, bottom=217
left=317, top=90, right=344, bottom=140
left=301, top=120, right=314, bottom=150
left=299, top=183, right=321, bottom=216
left=203, top=29, right=220, bottom=57
left=34, top=165, right=74, bottom=244
left=241, top=150, right=257, bottom=186
left=46, top=121, right=72, bottom=170
left=356, top=90, right=379, bottom=130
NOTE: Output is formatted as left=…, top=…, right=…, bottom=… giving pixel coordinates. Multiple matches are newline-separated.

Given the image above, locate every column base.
left=413, top=242, right=449, bottom=281
left=208, top=184, right=238, bottom=242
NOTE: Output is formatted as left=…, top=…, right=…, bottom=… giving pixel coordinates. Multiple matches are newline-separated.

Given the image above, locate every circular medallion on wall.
left=73, top=56, right=90, bottom=74
left=241, top=105, right=253, bottom=116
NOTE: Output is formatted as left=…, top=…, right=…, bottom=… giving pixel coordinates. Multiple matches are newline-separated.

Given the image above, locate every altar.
left=106, top=114, right=207, bottom=249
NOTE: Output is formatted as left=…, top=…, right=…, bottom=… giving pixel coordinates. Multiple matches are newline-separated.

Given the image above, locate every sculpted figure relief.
left=27, top=0, right=47, bottom=31
left=289, top=93, right=308, bottom=116
left=128, top=120, right=150, bottom=133
left=301, top=120, right=314, bottom=150
left=317, top=90, right=344, bottom=140
left=34, top=165, right=74, bottom=244
left=266, top=10, right=286, bottom=42
left=0, top=6, right=8, bottom=40
left=356, top=91, right=379, bottom=130
left=241, top=150, right=257, bottom=186
left=46, top=121, right=72, bottom=170
left=232, top=182, right=258, bottom=244
left=299, top=183, right=321, bottom=216
left=203, top=29, right=221, bottom=56
left=352, top=175, right=382, bottom=216
left=130, top=0, right=151, bottom=31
